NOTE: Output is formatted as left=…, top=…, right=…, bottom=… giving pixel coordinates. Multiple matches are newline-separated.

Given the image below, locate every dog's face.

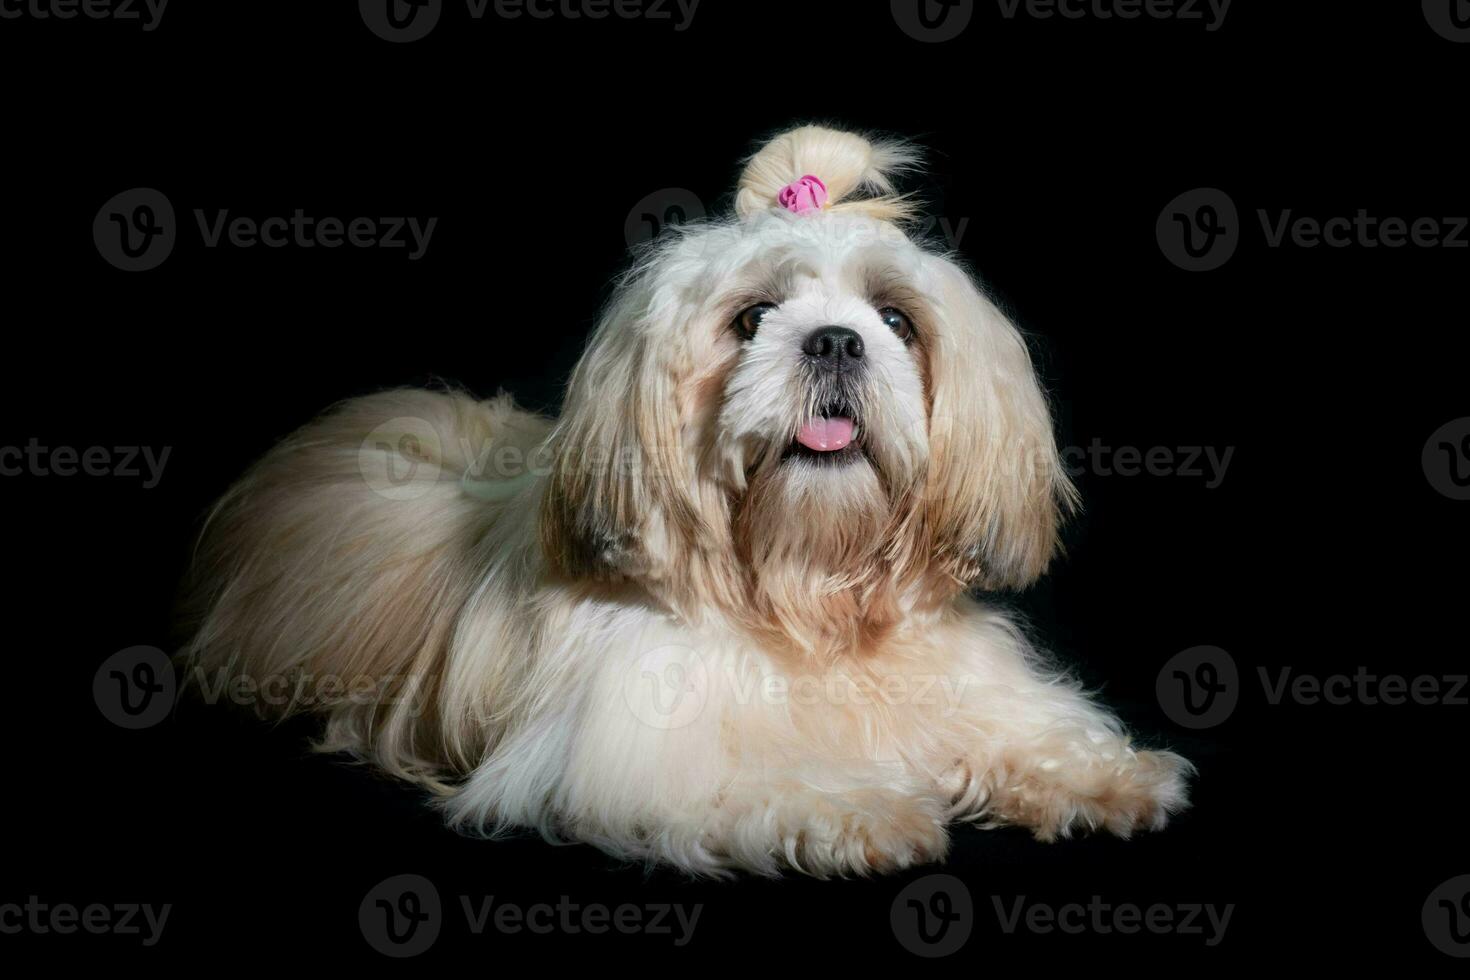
left=694, top=213, right=929, bottom=564
left=714, top=215, right=929, bottom=496
left=542, top=186, right=1073, bottom=655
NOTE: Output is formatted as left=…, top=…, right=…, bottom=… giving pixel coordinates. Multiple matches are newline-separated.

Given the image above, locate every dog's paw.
left=802, top=806, right=950, bottom=877
left=709, top=790, right=950, bottom=877
left=983, top=746, right=1194, bottom=842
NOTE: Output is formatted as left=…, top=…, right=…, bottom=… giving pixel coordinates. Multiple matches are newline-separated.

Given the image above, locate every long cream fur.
left=181, top=125, right=1191, bottom=876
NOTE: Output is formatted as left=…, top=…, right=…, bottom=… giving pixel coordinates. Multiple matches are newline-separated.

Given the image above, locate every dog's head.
left=541, top=126, right=1075, bottom=655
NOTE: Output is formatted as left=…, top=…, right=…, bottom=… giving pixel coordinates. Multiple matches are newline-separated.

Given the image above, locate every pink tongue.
left=796, top=416, right=855, bottom=452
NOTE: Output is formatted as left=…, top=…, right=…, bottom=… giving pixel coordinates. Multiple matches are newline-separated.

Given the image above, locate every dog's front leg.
left=940, top=606, right=1194, bottom=841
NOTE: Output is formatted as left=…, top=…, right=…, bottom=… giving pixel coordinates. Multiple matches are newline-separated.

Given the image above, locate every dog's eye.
left=734, top=303, right=776, bottom=341
left=879, top=307, right=915, bottom=343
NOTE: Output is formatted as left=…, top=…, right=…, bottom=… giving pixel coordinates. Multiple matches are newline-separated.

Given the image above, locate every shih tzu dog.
left=182, top=125, right=1191, bottom=876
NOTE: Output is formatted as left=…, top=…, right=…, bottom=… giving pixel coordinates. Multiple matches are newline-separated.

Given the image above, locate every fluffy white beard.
left=735, top=455, right=892, bottom=634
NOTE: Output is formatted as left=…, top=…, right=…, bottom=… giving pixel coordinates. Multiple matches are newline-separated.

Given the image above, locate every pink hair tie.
left=778, top=174, right=829, bottom=214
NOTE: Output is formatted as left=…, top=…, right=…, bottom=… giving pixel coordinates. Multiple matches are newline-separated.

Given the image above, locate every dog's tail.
left=177, top=387, right=551, bottom=789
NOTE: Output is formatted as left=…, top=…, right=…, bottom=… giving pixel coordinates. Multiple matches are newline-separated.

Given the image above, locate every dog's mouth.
left=782, top=403, right=865, bottom=465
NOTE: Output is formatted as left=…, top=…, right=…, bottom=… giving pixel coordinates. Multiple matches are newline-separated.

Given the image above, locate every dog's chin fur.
left=180, top=125, right=1193, bottom=877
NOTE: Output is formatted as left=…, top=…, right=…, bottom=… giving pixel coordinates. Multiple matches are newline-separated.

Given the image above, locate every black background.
left=3, top=0, right=1467, bottom=967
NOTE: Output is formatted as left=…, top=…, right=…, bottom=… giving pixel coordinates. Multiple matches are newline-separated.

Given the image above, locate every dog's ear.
left=539, top=278, right=704, bottom=580
left=920, top=259, right=1078, bottom=592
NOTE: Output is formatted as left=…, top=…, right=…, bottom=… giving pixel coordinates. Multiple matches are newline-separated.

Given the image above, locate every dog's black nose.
left=802, top=326, right=865, bottom=371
